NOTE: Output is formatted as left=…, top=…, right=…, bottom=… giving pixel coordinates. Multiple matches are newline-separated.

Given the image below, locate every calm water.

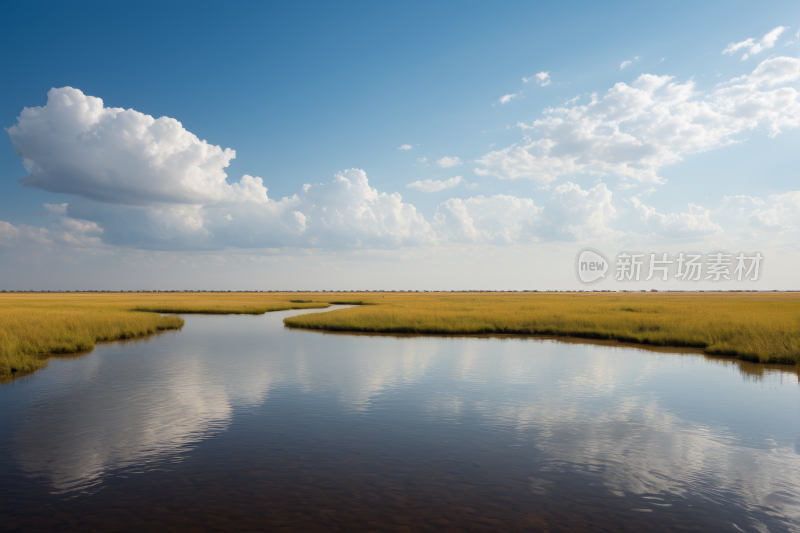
left=1, top=307, right=799, bottom=532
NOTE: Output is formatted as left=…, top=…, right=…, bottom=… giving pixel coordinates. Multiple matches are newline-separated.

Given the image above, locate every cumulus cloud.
left=523, top=71, right=551, bottom=86
left=0, top=221, right=56, bottom=248
left=62, top=169, right=439, bottom=250
left=721, top=192, right=800, bottom=232
left=434, top=182, right=618, bottom=244
left=435, top=195, right=540, bottom=244
left=0, top=216, right=104, bottom=249
left=499, top=93, right=518, bottom=104
left=534, top=182, right=619, bottom=241
left=7, top=87, right=261, bottom=206
left=416, top=157, right=427, bottom=163
left=0, top=221, right=22, bottom=246
left=406, top=176, right=463, bottom=193
left=724, top=26, right=787, bottom=60
left=436, top=156, right=462, bottom=168
left=475, top=56, right=800, bottom=185
left=746, top=55, right=800, bottom=86
left=6, top=88, right=439, bottom=251
left=10, top=87, right=798, bottom=255
left=629, top=198, right=723, bottom=239
left=398, top=144, right=413, bottom=150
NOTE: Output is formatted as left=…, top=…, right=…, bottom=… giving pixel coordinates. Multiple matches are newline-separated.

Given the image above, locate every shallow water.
left=1, top=307, right=799, bottom=532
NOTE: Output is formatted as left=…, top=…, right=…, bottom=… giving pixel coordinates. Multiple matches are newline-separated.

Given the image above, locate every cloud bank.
left=6, top=48, right=800, bottom=257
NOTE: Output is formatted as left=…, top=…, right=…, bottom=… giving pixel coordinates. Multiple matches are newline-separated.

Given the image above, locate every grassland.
left=0, top=293, right=331, bottom=382
left=284, top=292, right=800, bottom=366
left=3, top=291, right=798, bottom=383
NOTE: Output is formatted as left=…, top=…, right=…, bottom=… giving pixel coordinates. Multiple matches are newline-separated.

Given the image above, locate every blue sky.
left=1, top=1, right=799, bottom=290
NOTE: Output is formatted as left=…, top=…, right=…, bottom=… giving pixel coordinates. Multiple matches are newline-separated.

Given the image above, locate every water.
left=1, top=307, right=799, bottom=532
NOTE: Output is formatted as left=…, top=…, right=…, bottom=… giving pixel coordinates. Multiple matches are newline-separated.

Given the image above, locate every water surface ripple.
left=1, top=307, right=798, bottom=532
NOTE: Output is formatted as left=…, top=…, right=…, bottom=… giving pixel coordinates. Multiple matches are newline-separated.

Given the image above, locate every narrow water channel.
left=1, top=307, right=798, bottom=532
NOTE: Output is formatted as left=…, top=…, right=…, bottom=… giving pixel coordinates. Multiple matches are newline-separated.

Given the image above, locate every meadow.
left=2, top=291, right=798, bottom=382
left=284, top=292, right=800, bottom=366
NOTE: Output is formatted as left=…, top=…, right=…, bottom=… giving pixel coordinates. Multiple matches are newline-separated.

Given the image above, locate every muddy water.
left=1, top=307, right=799, bottom=532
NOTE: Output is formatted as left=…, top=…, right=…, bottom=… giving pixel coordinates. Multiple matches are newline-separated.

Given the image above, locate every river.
left=1, top=307, right=798, bottom=532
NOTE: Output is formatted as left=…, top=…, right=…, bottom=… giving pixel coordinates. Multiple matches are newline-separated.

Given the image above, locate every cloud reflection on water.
left=11, top=310, right=800, bottom=528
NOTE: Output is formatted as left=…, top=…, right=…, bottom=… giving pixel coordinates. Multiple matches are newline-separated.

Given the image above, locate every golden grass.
left=4, top=291, right=798, bottom=383
left=284, top=292, right=800, bottom=366
left=0, top=292, right=331, bottom=382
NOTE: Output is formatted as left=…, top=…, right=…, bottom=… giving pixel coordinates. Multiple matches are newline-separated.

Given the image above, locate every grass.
left=284, top=292, right=800, bottom=366
left=0, top=293, right=331, bottom=382
left=4, top=291, right=799, bottom=383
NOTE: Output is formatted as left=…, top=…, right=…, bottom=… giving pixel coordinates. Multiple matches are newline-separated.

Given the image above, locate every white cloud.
left=523, top=71, right=551, bottom=86
left=475, top=56, right=800, bottom=185
left=629, top=197, right=723, bottom=239
left=398, top=144, right=413, bottom=150
left=499, top=93, right=518, bottom=104
left=10, top=86, right=800, bottom=256
left=435, top=195, right=541, bottom=244
left=535, top=182, right=619, bottom=241
left=406, top=176, right=463, bottom=193
left=434, top=182, right=618, bottom=244
left=8, top=87, right=263, bottom=206
left=44, top=203, right=68, bottom=216
left=724, top=26, right=787, bottom=60
left=50, top=218, right=104, bottom=247
left=416, top=157, right=427, bottom=163
left=721, top=192, right=800, bottom=232
left=7, top=88, right=440, bottom=251
left=0, top=218, right=103, bottom=249
left=747, top=55, right=800, bottom=86
left=436, top=156, right=462, bottom=168
left=63, top=169, right=439, bottom=250
left=621, top=57, right=641, bottom=70
left=0, top=221, right=22, bottom=246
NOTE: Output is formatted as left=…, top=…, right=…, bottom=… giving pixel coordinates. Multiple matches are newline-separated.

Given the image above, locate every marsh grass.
left=284, top=292, right=800, bottom=366
left=5, top=291, right=798, bottom=383
left=0, top=293, right=332, bottom=381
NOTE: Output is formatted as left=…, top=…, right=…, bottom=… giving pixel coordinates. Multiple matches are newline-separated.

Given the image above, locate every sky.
left=1, top=0, right=799, bottom=290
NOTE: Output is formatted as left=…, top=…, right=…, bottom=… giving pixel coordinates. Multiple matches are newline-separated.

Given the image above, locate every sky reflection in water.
left=1, top=307, right=799, bottom=532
